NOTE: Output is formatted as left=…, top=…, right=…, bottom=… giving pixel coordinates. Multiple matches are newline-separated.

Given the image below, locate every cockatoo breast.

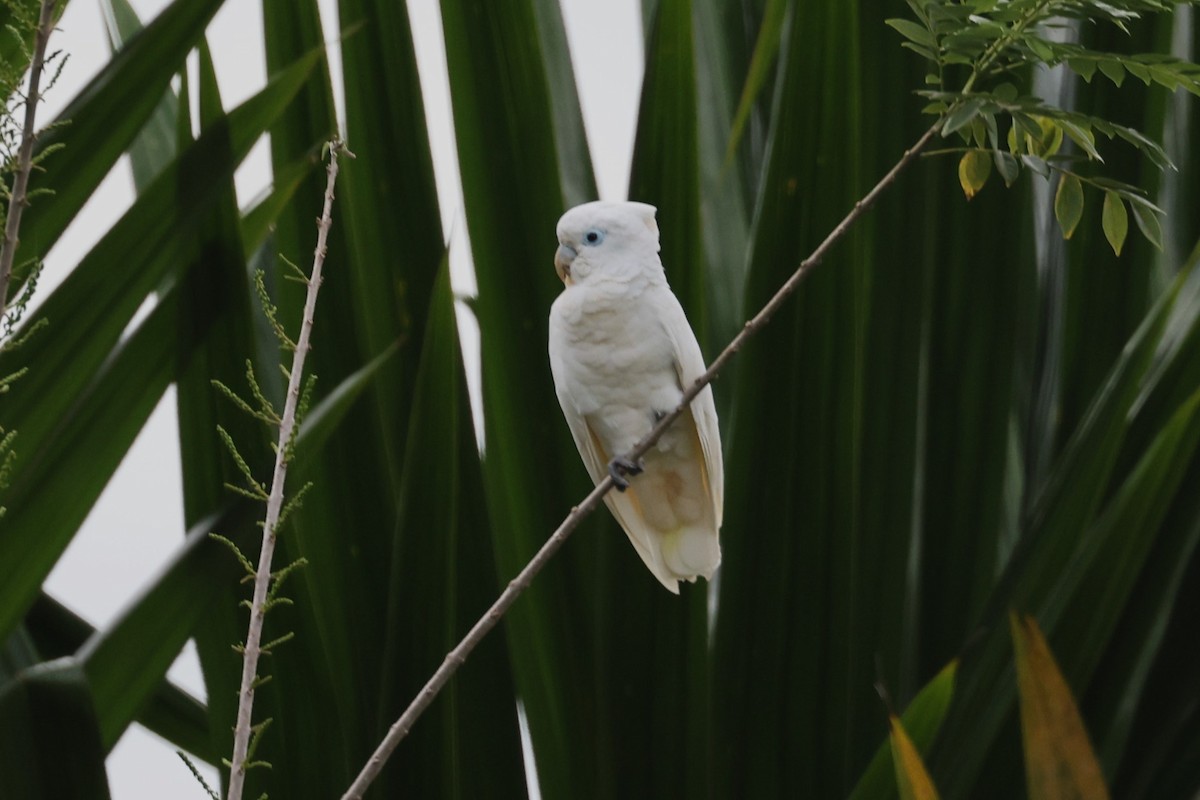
left=549, top=281, right=682, bottom=426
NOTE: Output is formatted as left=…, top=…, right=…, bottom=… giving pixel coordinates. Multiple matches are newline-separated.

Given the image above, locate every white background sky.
left=37, top=0, right=642, bottom=796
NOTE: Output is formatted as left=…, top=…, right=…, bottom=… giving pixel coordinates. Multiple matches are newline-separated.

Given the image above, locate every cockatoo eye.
left=583, top=229, right=604, bottom=246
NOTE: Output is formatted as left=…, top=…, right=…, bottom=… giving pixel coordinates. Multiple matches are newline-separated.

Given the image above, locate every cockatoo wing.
left=659, top=292, right=724, bottom=526
left=547, top=343, right=668, bottom=585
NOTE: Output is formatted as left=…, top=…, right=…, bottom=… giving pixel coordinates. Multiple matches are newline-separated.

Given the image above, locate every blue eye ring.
left=583, top=229, right=604, bottom=245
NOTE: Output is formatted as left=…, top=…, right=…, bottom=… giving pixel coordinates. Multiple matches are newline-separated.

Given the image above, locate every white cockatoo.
left=548, top=201, right=723, bottom=593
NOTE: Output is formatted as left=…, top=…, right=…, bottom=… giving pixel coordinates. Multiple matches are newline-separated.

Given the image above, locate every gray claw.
left=607, top=455, right=644, bottom=492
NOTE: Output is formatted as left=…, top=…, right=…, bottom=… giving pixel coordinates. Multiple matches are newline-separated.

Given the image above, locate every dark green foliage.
left=1, top=1, right=1198, bottom=798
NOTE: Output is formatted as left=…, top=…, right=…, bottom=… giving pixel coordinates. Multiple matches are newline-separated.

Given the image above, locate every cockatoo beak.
left=554, top=243, right=577, bottom=285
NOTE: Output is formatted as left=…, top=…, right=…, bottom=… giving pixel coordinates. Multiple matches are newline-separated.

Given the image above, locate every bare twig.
left=226, top=138, right=350, bottom=800
left=339, top=121, right=942, bottom=800
left=0, top=0, right=57, bottom=315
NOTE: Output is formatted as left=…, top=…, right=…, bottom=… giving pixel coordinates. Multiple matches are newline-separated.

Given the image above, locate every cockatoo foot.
left=608, top=455, right=644, bottom=492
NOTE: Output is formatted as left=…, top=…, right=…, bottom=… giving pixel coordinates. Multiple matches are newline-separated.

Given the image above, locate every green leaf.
left=1059, top=118, right=1104, bottom=161
left=1130, top=202, right=1164, bottom=251
left=1103, top=190, right=1129, bottom=257
left=1054, top=174, right=1085, bottom=239
left=1042, top=387, right=1200, bottom=697
left=100, top=0, right=180, bottom=190
left=1098, top=58, right=1126, bottom=87
left=1126, top=60, right=1151, bottom=84
left=239, top=149, right=321, bottom=259
left=958, top=149, right=991, bottom=200
left=1021, top=154, right=1051, bottom=179
left=0, top=658, right=111, bottom=799
left=942, top=98, right=983, bottom=136
left=1068, top=57, right=1098, bottom=82
left=24, top=592, right=212, bottom=763
left=725, top=0, right=785, bottom=164
left=79, top=503, right=255, bottom=757
left=1025, top=35, right=1055, bottom=62
left=338, top=0, right=446, bottom=487
left=886, top=18, right=937, bottom=48
left=693, top=0, right=753, bottom=350
left=375, top=261, right=525, bottom=796
left=994, top=149, right=1019, bottom=186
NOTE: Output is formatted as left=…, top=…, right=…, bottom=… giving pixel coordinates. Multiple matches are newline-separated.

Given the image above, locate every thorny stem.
left=226, top=139, right=349, bottom=800
left=0, top=0, right=57, bottom=316
left=339, top=120, right=943, bottom=800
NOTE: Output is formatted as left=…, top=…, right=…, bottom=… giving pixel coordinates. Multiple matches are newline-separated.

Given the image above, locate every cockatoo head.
left=554, top=201, right=661, bottom=286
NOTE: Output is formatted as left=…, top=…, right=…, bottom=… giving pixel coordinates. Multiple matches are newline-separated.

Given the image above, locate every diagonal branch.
left=0, top=0, right=58, bottom=316
left=339, top=120, right=943, bottom=800
left=225, top=139, right=350, bottom=800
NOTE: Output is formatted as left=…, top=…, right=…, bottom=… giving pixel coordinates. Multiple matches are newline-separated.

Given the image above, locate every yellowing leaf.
left=1037, top=116, right=1064, bottom=157
left=958, top=150, right=991, bottom=200
left=1010, top=613, right=1111, bottom=800
left=1102, top=191, right=1128, bottom=256
left=1054, top=175, right=1084, bottom=239
left=889, top=715, right=941, bottom=800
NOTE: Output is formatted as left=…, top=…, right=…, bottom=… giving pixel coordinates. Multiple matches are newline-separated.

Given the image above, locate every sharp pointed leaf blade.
left=725, top=0, right=785, bottom=162
left=24, top=592, right=212, bottom=762
left=891, top=714, right=942, bottom=800
left=249, top=5, right=411, bottom=795
left=376, top=261, right=524, bottom=796
left=931, top=272, right=1188, bottom=794
left=292, top=342, right=400, bottom=459
left=336, top=0, right=444, bottom=501
left=849, top=660, right=958, bottom=800
left=0, top=658, right=111, bottom=799
left=16, top=0, right=225, bottom=269
left=1011, top=613, right=1110, bottom=800
left=0, top=57, right=318, bottom=641
left=240, top=150, right=321, bottom=259
left=75, top=339, right=402, bottom=761
left=439, top=0, right=613, bottom=794
left=100, top=0, right=180, bottom=191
